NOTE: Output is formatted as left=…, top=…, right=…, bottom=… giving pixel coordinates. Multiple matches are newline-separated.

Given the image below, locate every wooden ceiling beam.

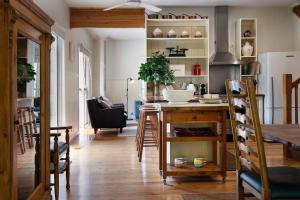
left=293, top=5, right=300, bottom=18
left=70, top=8, right=145, bottom=28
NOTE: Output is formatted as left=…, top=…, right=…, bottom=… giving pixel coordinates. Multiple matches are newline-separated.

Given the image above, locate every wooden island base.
left=156, top=103, right=228, bottom=184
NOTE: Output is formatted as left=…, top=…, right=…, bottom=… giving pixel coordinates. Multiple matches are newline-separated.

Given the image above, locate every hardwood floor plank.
left=52, top=128, right=300, bottom=200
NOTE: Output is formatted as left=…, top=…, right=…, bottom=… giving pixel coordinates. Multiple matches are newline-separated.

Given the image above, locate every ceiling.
left=70, top=0, right=300, bottom=40
left=89, top=28, right=146, bottom=40
left=66, top=0, right=300, bottom=7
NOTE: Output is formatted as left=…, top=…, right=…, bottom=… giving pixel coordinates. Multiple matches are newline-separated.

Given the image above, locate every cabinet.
left=0, top=0, right=54, bottom=199
left=236, top=18, right=258, bottom=81
left=147, top=19, right=210, bottom=94
left=158, top=104, right=228, bottom=183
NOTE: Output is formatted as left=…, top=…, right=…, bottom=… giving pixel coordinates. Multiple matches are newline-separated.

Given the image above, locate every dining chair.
left=50, top=126, right=72, bottom=200
left=226, top=78, right=300, bottom=200
left=24, top=106, right=72, bottom=200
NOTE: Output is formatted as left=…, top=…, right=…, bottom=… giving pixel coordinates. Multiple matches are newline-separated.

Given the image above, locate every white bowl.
left=163, top=90, right=194, bottom=102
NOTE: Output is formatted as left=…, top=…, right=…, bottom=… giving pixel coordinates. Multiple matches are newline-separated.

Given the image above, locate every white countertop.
left=153, top=102, right=229, bottom=108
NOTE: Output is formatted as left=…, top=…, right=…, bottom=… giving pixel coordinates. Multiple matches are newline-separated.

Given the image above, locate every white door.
left=79, top=49, right=91, bottom=129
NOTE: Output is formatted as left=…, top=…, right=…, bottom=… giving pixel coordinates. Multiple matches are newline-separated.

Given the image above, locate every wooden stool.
left=136, top=106, right=159, bottom=162
left=17, top=109, right=26, bottom=154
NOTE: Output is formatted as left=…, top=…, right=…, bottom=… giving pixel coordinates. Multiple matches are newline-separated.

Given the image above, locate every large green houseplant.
left=17, top=58, right=36, bottom=97
left=138, top=52, right=174, bottom=97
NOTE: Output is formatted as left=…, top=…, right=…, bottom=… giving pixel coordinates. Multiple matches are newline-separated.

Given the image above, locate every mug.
left=174, top=157, right=186, bottom=168
left=194, top=158, right=206, bottom=168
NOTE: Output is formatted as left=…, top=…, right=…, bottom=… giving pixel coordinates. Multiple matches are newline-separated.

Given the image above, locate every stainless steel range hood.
left=210, top=6, right=240, bottom=65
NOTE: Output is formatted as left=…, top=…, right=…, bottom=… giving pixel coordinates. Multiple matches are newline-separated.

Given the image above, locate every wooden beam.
left=70, top=8, right=145, bottom=28
left=293, top=5, right=300, bottom=18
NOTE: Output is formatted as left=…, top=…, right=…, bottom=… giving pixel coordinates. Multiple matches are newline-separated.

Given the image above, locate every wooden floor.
left=56, top=127, right=300, bottom=200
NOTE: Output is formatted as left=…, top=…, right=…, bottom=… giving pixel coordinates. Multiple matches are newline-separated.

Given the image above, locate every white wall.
left=294, top=15, right=300, bottom=51
left=34, top=0, right=95, bottom=135
left=162, top=6, right=297, bottom=55
left=92, top=39, right=101, bottom=96
left=228, top=7, right=296, bottom=54
left=106, top=39, right=146, bottom=118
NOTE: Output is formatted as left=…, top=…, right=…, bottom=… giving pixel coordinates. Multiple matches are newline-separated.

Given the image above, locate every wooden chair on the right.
left=283, top=74, right=300, bottom=157
left=226, top=79, right=300, bottom=200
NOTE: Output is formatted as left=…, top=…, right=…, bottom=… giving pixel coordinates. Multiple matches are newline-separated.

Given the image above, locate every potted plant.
left=17, top=58, right=36, bottom=97
left=138, top=52, right=174, bottom=98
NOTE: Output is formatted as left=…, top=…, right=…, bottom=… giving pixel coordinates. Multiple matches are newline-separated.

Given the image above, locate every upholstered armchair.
left=87, top=97, right=127, bottom=134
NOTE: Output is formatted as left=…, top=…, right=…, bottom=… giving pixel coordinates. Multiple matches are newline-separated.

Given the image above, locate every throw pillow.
left=99, top=100, right=111, bottom=109
left=102, top=96, right=113, bottom=107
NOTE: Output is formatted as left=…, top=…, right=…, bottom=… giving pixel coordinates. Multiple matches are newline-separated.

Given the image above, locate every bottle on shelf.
left=193, top=64, right=201, bottom=75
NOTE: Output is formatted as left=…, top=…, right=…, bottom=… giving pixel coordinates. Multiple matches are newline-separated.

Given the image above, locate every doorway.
left=79, top=47, right=92, bottom=130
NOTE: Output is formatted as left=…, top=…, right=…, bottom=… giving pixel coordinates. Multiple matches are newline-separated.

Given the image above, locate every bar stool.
left=136, top=106, right=159, bottom=162
left=17, top=108, right=26, bottom=154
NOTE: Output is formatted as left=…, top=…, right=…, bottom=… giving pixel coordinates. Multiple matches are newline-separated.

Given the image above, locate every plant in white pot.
left=138, top=52, right=174, bottom=99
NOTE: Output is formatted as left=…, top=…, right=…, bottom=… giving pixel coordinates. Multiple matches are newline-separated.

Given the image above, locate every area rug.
left=182, top=193, right=256, bottom=200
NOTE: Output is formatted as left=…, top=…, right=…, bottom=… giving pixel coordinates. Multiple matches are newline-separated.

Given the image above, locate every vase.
left=153, top=82, right=160, bottom=98
left=242, top=41, right=254, bottom=56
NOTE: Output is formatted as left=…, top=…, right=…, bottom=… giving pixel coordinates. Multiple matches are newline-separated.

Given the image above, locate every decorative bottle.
left=193, top=64, right=201, bottom=75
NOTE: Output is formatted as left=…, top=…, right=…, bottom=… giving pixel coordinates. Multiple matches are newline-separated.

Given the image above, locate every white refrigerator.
left=258, top=52, right=300, bottom=124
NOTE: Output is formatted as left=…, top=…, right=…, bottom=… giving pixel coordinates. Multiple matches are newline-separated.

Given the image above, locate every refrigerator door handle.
left=271, top=76, right=274, bottom=124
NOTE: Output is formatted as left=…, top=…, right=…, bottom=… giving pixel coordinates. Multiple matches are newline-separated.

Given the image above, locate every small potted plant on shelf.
left=17, top=58, right=36, bottom=98
left=138, top=52, right=174, bottom=100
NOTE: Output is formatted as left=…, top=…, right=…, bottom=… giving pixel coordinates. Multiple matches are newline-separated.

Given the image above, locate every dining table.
left=262, top=124, right=300, bottom=158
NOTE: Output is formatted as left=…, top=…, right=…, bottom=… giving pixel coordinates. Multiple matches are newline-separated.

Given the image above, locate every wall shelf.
left=236, top=18, right=258, bottom=83
left=146, top=18, right=210, bottom=96
left=147, top=37, right=208, bottom=41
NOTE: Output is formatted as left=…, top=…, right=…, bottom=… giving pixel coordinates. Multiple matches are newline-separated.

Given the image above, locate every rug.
left=226, top=152, right=236, bottom=171
left=182, top=193, right=256, bottom=200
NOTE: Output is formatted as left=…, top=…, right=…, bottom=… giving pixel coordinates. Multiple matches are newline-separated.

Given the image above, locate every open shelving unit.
left=236, top=18, right=258, bottom=82
left=146, top=19, right=210, bottom=94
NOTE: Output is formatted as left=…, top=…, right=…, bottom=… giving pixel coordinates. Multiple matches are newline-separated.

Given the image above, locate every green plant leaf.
left=138, top=52, right=174, bottom=84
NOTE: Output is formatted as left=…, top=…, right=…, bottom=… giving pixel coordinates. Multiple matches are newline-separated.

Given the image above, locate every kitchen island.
left=155, top=102, right=228, bottom=184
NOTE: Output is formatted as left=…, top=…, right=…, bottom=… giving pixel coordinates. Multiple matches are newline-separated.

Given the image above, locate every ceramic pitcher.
left=242, top=41, right=253, bottom=56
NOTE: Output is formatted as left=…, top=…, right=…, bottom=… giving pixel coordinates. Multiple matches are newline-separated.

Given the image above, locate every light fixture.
left=126, top=77, right=134, bottom=120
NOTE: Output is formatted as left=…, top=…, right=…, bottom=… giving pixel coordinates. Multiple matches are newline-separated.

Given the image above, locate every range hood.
left=210, top=6, right=240, bottom=65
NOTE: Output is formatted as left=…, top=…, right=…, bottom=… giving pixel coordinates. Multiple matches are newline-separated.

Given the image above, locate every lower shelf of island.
left=166, top=135, right=222, bottom=142
left=166, top=162, right=223, bottom=176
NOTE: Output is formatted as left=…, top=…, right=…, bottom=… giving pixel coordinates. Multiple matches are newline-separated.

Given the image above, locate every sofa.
left=86, top=96, right=127, bottom=134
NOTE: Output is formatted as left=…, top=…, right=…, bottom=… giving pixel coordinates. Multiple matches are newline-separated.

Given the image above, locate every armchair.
left=87, top=97, right=127, bottom=134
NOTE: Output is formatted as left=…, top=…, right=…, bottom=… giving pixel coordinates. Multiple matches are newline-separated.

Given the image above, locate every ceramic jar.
left=242, top=41, right=254, bottom=56
left=195, top=31, right=202, bottom=38
left=152, top=28, right=163, bottom=38
left=167, top=29, right=176, bottom=38
left=181, top=30, right=189, bottom=38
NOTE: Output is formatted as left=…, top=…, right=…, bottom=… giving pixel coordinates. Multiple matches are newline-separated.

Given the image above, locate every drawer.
left=168, top=111, right=223, bottom=123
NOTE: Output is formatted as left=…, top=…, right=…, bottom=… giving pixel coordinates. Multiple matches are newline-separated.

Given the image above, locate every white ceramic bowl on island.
left=162, top=89, right=194, bottom=103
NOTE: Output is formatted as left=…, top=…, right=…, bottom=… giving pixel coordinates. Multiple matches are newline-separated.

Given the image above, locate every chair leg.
left=54, top=163, right=59, bottom=200
left=261, top=188, right=271, bottom=200
left=236, top=172, right=245, bottom=200
left=120, top=128, right=123, bottom=133
left=94, top=128, right=98, bottom=134
left=66, top=162, right=70, bottom=190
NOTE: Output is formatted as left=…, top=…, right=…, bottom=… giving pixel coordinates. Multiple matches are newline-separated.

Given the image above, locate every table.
left=262, top=124, right=300, bottom=157
left=156, top=103, right=228, bottom=184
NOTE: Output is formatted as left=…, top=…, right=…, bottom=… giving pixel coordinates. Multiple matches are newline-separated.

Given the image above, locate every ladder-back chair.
left=226, top=79, right=300, bottom=200
left=283, top=74, right=300, bottom=157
